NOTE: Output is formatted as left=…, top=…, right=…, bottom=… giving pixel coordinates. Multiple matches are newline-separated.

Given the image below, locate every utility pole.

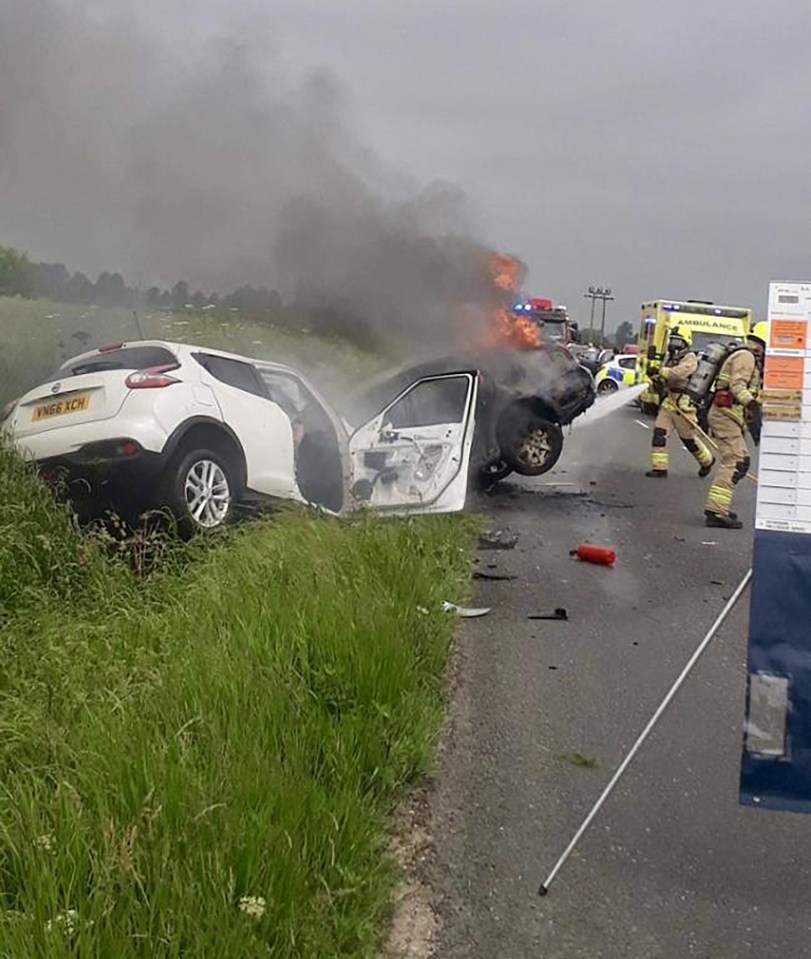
left=583, top=286, right=614, bottom=346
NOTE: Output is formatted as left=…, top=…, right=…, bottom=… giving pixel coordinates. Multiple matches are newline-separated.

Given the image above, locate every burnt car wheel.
left=502, top=413, right=564, bottom=476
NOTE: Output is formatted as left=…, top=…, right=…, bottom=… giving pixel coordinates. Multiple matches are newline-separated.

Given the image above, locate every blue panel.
left=740, top=529, right=811, bottom=812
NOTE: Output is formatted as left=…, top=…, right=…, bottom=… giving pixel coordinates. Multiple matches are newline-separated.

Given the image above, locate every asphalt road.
left=430, top=393, right=811, bottom=958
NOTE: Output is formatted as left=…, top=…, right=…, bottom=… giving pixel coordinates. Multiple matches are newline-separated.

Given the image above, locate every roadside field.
left=0, top=447, right=477, bottom=957
left=0, top=297, right=382, bottom=406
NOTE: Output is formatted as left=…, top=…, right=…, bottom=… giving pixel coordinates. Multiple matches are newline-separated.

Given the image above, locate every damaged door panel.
left=348, top=373, right=478, bottom=514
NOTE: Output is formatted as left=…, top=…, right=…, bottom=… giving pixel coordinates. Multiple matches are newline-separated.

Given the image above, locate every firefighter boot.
left=705, top=510, right=743, bottom=530
left=645, top=470, right=668, bottom=478
left=698, top=456, right=715, bottom=479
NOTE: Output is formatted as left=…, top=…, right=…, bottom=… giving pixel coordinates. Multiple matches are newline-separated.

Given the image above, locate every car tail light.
left=125, top=364, right=180, bottom=389
left=99, top=341, right=124, bottom=353
left=120, top=439, right=140, bottom=456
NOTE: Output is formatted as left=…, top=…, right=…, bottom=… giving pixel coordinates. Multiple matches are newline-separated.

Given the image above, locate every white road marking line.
left=634, top=419, right=650, bottom=430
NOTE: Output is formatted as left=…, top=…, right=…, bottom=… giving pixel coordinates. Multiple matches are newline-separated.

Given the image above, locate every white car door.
left=192, top=353, right=300, bottom=500
left=347, top=372, right=478, bottom=514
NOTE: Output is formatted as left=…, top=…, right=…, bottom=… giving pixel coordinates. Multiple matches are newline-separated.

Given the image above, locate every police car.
left=594, top=354, right=638, bottom=394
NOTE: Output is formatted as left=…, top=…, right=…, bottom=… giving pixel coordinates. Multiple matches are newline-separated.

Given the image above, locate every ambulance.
left=636, top=299, right=752, bottom=414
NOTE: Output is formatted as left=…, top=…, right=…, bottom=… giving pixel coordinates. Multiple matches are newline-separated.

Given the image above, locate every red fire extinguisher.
left=570, top=543, right=616, bottom=566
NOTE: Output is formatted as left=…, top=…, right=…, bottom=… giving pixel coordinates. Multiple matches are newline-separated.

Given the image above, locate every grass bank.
left=0, top=448, right=477, bottom=957
left=0, top=297, right=382, bottom=406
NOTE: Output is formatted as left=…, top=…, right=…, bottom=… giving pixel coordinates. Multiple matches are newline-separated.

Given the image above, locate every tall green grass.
left=0, top=298, right=63, bottom=405
left=0, top=451, right=476, bottom=957
left=0, top=297, right=382, bottom=407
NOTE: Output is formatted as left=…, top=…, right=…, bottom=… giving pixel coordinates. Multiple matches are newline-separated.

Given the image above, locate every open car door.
left=347, top=372, right=478, bottom=514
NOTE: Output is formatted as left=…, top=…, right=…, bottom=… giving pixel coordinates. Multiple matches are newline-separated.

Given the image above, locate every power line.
left=583, top=286, right=615, bottom=344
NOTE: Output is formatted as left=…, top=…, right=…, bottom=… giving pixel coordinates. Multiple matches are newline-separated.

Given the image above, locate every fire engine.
left=511, top=298, right=581, bottom=347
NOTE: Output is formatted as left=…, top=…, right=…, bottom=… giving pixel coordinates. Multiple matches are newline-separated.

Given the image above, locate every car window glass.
left=385, top=376, right=470, bottom=429
left=256, top=369, right=308, bottom=417
left=193, top=354, right=266, bottom=398
left=61, top=346, right=176, bottom=377
left=619, top=357, right=636, bottom=369
left=256, top=369, right=334, bottom=434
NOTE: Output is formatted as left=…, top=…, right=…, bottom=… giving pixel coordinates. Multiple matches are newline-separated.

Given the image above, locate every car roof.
left=57, top=339, right=304, bottom=378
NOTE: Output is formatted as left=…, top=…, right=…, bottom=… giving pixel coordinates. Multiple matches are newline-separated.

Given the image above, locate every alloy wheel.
left=183, top=459, right=231, bottom=528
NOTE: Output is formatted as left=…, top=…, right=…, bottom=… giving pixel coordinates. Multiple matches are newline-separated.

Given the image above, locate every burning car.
left=346, top=344, right=596, bottom=485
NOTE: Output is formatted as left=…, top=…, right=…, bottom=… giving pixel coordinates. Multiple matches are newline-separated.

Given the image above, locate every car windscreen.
left=56, top=346, right=178, bottom=377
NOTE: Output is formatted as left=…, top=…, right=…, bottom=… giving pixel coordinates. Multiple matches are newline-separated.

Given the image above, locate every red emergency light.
left=526, top=297, right=554, bottom=312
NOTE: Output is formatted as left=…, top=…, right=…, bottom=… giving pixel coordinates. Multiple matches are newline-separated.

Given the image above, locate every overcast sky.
left=3, top=0, right=810, bottom=330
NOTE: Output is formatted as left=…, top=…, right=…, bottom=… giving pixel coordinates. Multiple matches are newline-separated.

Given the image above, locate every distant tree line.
left=0, top=244, right=286, bottom=322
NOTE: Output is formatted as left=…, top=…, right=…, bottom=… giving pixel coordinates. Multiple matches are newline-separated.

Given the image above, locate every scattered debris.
left=528, top=607, right=568, bottom=621
left=548, top=666, right=559, bottom=671
left=558, top=752, right=598, bottom=769
left=710, top=579, right=724, bottom=586
left=570, top=543, right=616, bottom=566
left=472, top=571, right=517, bottom=581
left=441, top=601, right=491, bottom=618
left=701, top=541, right=718, bottom=547
left=477, top=529, right=519, bottom=550
left=674, top=535, right=686, bottom=543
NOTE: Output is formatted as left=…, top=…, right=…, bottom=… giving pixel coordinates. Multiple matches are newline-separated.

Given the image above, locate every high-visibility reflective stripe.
left=696, top=445, right=713, bottom=467
left=651, top=450, right=669, bottom=470
left=706, top=484, right=733, bottom=514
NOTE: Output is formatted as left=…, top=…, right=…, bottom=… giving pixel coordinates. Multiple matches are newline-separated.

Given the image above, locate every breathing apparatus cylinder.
left=684, top=341, right=729, bottom=403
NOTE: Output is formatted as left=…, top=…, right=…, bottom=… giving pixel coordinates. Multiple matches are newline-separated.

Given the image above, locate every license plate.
left=33, top=394, right=91, bottom=421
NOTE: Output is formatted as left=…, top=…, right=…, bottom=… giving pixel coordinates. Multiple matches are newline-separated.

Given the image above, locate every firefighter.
left=704, top=322, right=766, bottom=529
left=645, top=326, right=714, bottom=479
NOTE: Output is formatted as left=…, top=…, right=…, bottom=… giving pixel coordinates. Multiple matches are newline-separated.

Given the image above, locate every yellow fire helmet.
left=668, top=325, right=693, bottom=348
left=748, top=321, right=768, bottom=346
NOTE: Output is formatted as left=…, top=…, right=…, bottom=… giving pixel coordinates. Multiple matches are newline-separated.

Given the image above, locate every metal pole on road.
left=538, top=568, right=753, bottom=897
left=671, top=407, right=758, bottom=484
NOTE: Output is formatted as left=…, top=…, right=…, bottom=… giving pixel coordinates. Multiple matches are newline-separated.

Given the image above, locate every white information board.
left=755, top=282, right=811, bottom=534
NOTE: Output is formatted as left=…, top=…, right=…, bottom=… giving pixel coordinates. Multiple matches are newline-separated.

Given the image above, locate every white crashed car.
left=1, top=341, right=479, bottom=530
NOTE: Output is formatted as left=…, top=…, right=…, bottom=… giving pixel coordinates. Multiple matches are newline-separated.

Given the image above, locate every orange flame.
left=492, top=306, right=542, bottom=350
left=486, top=252, right=540, bottom=350
left=489, top=252, right=523, bottom=292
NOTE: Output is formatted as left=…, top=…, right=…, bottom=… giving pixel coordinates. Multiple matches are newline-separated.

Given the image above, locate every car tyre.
left=501, top=412, right=564, bottom=477
left=597, top=379, right=619, bottom=394
left=163, top=447, right=238, bottom=536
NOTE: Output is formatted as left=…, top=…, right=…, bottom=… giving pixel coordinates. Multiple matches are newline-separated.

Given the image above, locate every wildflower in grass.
left=45, top=910, right=78, bottom=935
left=238, top=895, right=267, bottom=919
left=34, top=833, right=55, bottom=853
